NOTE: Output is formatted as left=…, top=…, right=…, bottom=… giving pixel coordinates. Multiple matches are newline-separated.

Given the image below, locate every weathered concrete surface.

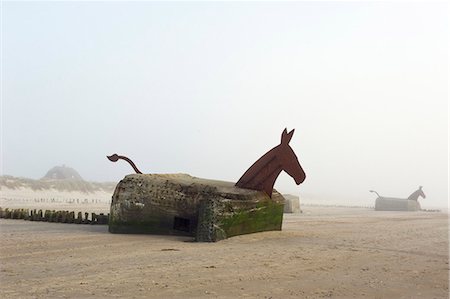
left=375, top=198, right=421, bottom=211
left=109, top=174, right=285, bottom=241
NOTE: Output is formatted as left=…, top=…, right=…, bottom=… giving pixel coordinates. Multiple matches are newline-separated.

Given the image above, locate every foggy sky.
left=1, top=1, right=448, bottom=209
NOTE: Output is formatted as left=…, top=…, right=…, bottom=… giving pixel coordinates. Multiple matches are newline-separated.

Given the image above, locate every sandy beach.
left=0, top=206, right=448, bottom=299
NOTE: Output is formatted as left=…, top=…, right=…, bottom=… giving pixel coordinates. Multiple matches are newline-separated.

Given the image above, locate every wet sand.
left=0, top=206, right=448, bottom=298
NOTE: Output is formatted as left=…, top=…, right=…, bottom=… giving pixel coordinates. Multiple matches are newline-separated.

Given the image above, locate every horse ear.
left=281, top=128, right=295, bottom=144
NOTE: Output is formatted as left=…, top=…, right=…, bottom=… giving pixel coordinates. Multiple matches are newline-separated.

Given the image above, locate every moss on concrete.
left=109, top=212, right=196, bottom=236
left=220, top=200, right=284, bottom=238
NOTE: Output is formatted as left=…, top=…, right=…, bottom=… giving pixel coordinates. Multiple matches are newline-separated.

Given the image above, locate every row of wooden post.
left=29, top=198, right=109, bottom=204
left=0, top=207, right=109, bottom=225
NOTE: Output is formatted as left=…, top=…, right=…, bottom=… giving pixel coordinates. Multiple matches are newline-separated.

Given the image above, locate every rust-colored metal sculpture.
left=236, top=128, right=306, bottom=197
left=107, top=154, right=142, bottom=174
left=107, top=128, right=306, bottom=198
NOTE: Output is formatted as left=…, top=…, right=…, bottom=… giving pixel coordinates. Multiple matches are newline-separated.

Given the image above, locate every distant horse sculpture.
left=107, top=128, right=306, bottom=198
left=370, top=186, right=426, bottom=201
left=370, top=186, right=425, bottom=211
left=236, top=128, right=306, bottom=197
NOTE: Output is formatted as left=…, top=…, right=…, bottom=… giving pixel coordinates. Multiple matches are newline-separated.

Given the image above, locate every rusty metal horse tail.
left=107, top=154, right=143, bottom=174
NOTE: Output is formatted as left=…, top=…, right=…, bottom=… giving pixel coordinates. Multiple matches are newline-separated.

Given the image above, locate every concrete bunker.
left=108, top=173, right=286, bottom=241
left=107, top=129, right=305, bottom=242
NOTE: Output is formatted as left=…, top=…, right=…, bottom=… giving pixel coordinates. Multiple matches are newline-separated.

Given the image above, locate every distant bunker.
left=109, top=174, right=285, bottom=242
left=375, top=198, right=421, bottom=211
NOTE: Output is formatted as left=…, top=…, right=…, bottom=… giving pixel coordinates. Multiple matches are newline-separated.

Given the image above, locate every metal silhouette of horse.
left=236, top=128, right=306, bottom=197
left=406, top=186, right=427, bottom=201
left=107, top=128, right=306, bottom=198
left=370, top=186, right=426, bottom=201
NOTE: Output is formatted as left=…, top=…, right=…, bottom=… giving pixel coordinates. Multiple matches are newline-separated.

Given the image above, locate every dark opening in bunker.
left=173, top=217, right=190, bottom=232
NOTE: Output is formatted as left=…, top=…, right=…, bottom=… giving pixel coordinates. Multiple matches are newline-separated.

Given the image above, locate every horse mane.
left=235, top=148, right=281, bottom=198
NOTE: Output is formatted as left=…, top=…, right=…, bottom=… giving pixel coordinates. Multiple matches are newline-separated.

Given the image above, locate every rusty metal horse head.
left=107, top=128, right=306, bottom=198
left=235, top=128, right=306, bottom=197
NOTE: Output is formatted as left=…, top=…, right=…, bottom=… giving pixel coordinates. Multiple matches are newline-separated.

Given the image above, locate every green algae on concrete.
left=109, top=213, right=195, bottom=236
left=195, top=198, right=284, bottom=242
left=220, top=200, right=284, bottom=238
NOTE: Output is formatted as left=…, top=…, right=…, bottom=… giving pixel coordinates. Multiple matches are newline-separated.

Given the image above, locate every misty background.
left=1, top=1, right=448, bottom=209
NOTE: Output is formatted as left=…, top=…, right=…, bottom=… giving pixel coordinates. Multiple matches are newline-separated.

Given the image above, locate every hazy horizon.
left=1, top=1, right=448, bottom=209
